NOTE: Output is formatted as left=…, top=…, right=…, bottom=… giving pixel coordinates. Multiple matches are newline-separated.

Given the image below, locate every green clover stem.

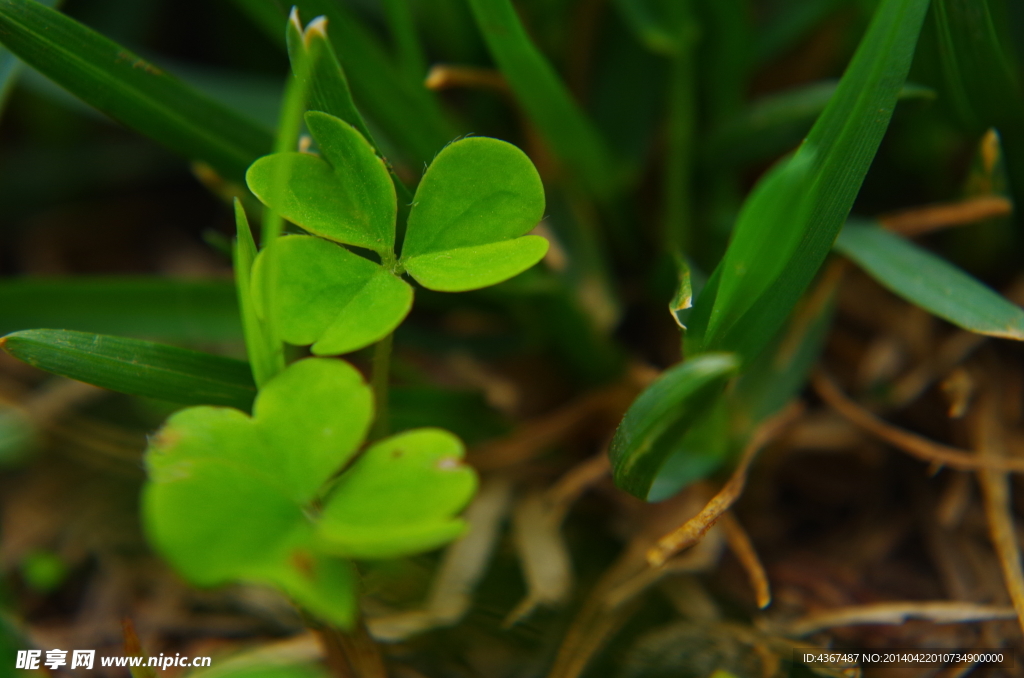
left=369, top=332, right=393, bottom=441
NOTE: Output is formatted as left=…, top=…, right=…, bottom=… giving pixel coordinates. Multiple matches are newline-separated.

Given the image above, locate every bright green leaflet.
left=318, top=428, right=477, bottom=559
left=609, top=352, right=739, bottom=499
left=251, top=236, right=413, bottom=356
left=403, top=136, right=548, bottom=292
left=686, top=0, right=931, bottom=365
left=0, top=0, right=272, bottom=182
left=0, top=329, right=256, bottom=410
left=835, top=221, right=1024, bottom=341
left=247, top=112, right=396, bottom=254
left=143, top=358, right=477, bottom=627
left=247, top=112, right=548, bottom=353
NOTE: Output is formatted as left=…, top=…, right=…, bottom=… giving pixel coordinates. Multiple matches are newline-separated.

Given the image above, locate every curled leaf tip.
left=304, top=16, right=329, bottom=47
left=288, top=6, right=302, bottom=32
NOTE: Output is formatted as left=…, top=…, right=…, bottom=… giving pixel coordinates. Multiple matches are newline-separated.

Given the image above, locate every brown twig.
left=548, top=489, right=715, bottom=678
left=367, top=477, right=513, bottom=641
left=720, top=512, right=771, bottom=609
left=813, top=370, right=1024, bottom=472
left=878, top=195, right=1012, bottom=237
left=972, top=391, right=1024, bottom=637
left=546, top=451, right=610, bottom=521
left=424, top=64, right=509, bottom=93
left=647, top=402, right=805, bottom=567
left=316, top=622, right=387, bottom=678
left=506, top=490, right=574, bottom=626
left=468, top=382, right=639, bottom=472
left=781, top=601, right=1017, bottom=637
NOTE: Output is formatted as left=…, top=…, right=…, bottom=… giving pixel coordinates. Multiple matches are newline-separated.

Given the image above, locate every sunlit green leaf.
left=609, top=352, right=739, bottom=499
left=247, top=112, right=396, bottom=253
left=143, top=358, right=374, bottom=627
left=251, top=236, right=413, bottom=355
left=835, top=221, right=1024, bottom=340
left=318, top=428, right=476, bottom=559
left=402, top=137, right=548, bottom=291
left=0, top=329, right=256, bottom=409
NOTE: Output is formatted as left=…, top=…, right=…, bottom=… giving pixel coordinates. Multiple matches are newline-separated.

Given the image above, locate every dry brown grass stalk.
left=647, top=401, right=805, bottom=567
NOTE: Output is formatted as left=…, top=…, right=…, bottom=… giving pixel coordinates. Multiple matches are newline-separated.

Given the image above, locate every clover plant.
left=141, top=96, right=549, bottom=626
left=143, top=358, right=476, bottom=627
left=245, top=111, right=548, bottom=355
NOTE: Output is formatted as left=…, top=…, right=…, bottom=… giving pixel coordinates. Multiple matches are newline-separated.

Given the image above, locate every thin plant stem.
left=253, top=42, right=316, bottom=383
left=663, top=43, right=696, bottom=258
left=382, top=0, right=426, bottom=84
left=370, top=333, right=394, bottom=441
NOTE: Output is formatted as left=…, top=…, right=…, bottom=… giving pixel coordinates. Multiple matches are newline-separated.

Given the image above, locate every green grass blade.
left=229, top=0, right=457, bottom=166
left=609, top=352, right=739, bottom=499
left=932, top=0, right=1024, bottom=224
left=465, top=0, right=619, bottom=195
left=0, top=278, right=240, bottom=342
left=234, top=201, right=282, bottom=387
left=835, top=221, right=1024, bottom=340
left=0, top=0, right=273, bottom=182
left=286, top=12, right=373, bottom=148
left=285, top=12, right=414, bottom=206
left=754, top=0, right=844, bottom=65
left=0, top=330, right=257, bottom=410
left=0, top=0, right=58, bottom=117
left=707, top=81, right=935, bottom=167
left=382, top=0, right=427, bottom=84
left=687, top=0, right=931, bottom=365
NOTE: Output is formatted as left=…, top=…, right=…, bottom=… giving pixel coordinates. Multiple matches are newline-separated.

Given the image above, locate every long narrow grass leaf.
left=0, top=0, right=273, bottom=182
left=466, top=0, right=619, bottom=195
left=0, top=330, right=257, bottom=410
left=708, top=81, right=934, bottom=167
left=285, top=11, right=414, bottom=205
left=234, top=201, right=282, bottom=387
left=0, top=0, right=58, bottom=116
left=229, top=0, right=456, bottom=166
left=382, top=0, right=427, bottom=84
left=835, top=221, right=1024, bottom=341
left=932, top=0, right=1024, bottom=224
left=687, top=0, right=931, bottom=364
